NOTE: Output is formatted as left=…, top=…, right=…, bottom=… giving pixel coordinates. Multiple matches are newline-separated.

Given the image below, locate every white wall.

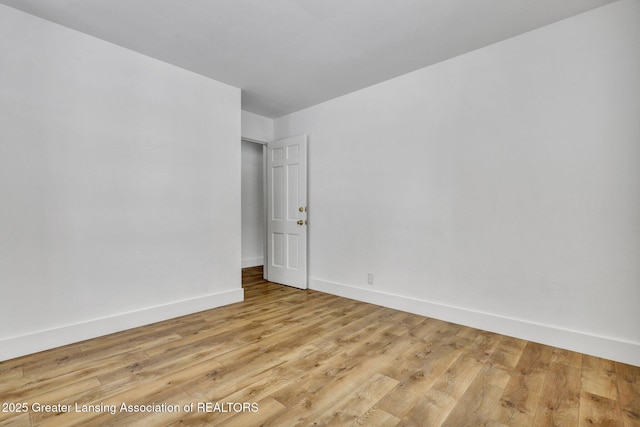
left=242, top=110, right=274, bottom=143
left=0, top=5, right=242, bottom=361
left=275, top=0, right=640, bottom=365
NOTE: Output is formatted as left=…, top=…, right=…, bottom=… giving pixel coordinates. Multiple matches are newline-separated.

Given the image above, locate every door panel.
left=266, top=135, right=307, bottom=289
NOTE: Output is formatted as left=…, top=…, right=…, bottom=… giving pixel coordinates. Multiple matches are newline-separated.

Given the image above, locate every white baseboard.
left=309, top=278, right=640, bottom=367
left=0, top=288, right=244, bottom=362
left=242, top=257, right=264, bottom=268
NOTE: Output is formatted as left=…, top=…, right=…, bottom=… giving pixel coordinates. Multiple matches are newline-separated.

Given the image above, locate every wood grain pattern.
left=496, top=342, right=553, bottom=425
left=616, top=362, right=640, bottom=427
left=579, top=391, right=623, bottom=427
left=0, top=266, right=637, bottom=426
left=533, top=361, right=581, bottom=426
left=582, top=355, right=619, bottom=401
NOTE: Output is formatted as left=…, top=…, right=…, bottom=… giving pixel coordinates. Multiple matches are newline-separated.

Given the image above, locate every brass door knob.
left=297, top=220, right=304, bottom=225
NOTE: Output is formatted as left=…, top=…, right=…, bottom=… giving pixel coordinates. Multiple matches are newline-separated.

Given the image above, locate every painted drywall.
left=241, top=110, right=274, bottom=143
left=275, top=0, right=640, bottom=365
left=0, top=5, right=242, bottom=361
left=241, top=140, right=265, bottom=267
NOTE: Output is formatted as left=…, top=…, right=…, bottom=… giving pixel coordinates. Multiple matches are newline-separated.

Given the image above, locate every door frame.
left=240, top=136, right=308, bottom=287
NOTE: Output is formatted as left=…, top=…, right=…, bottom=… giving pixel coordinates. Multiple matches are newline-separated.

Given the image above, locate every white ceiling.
left=0, top=0, right=616, bottom=118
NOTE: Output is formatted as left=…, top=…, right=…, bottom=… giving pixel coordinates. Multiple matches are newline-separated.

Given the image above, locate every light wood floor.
left=1, top=267, right=638, bottom=426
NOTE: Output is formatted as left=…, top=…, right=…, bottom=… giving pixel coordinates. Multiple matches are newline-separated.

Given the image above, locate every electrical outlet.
left=367, top=273, right=374, bottom=285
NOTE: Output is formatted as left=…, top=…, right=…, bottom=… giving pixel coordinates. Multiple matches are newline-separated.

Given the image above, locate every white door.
left=266, top=135, right=308, bottom=289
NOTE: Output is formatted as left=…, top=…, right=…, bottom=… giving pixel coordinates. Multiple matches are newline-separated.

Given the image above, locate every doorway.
left=241, top=135, right=308, bottom=288
left=241, top=139, right=265, bottom=268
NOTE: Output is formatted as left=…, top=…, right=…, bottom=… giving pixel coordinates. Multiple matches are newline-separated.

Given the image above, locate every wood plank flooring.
left=1, top=266, right=638, bottom=426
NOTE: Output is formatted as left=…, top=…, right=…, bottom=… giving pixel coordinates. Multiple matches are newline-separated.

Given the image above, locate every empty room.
left=1, top=0, right=639, bottom=426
